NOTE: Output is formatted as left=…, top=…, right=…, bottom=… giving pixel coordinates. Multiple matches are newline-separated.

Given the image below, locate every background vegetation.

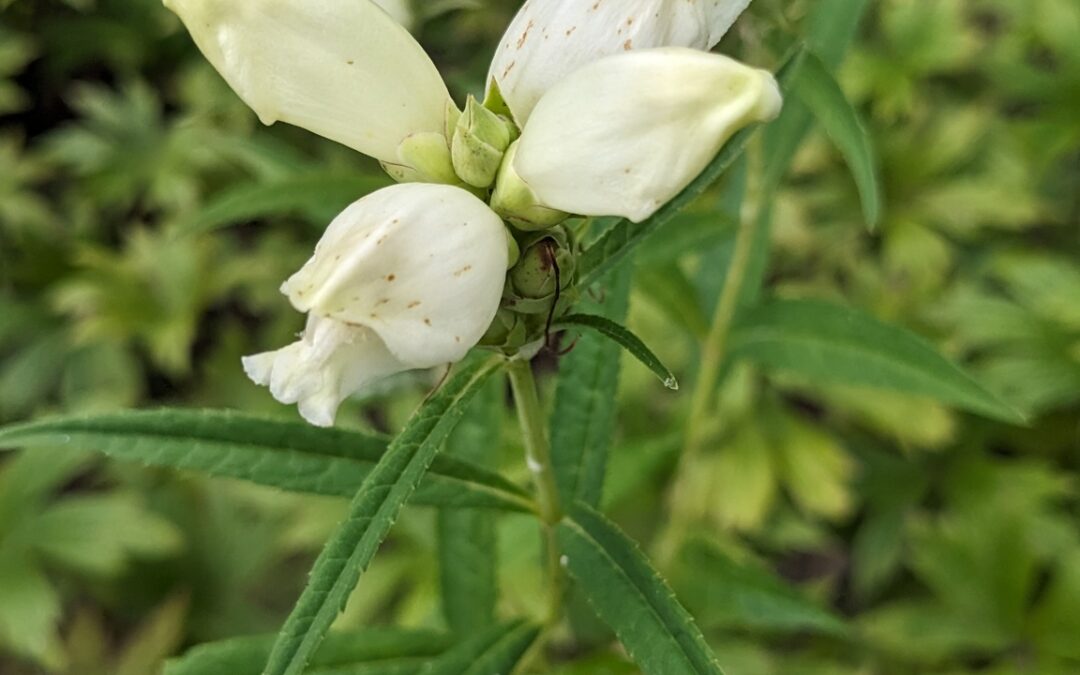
left=0, top=0, right=1077, bottom=673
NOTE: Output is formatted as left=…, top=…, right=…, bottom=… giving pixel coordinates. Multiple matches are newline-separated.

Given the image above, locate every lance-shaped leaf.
left=728, top=299, right=1024, bottom=423
left=0, top=409, right=533, bottom=513
left=556, top=314, right=678, bottom=391
left=746, top=0, right=871, bottom=303
left=437, top=374, right=503, bottom=634
left=165, top=629, right=451, bottom=675
left=422, top=620, right=541, bottom=675
left=793, top=51, right=881, bottom=228
left=556, top=503, right=724, bottom=675
left=262, top=355, right=502, bottom=675
left=575, top=47, right=805, bottom=287
left=550, top=261, right=634, bottom=508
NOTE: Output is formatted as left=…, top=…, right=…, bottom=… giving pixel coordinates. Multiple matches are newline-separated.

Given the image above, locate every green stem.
left=506, top=358, right=565, bottom=628
left=656, top=202, right=761, bottom=565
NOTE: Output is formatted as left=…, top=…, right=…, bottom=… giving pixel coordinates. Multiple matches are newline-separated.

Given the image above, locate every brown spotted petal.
left=244, top=184, right=507, bottom=426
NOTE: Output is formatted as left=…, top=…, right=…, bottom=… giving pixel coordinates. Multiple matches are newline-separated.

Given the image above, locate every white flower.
left=243, top=184, right=508, bottom=426
left=163, top=0, right=451, bottom=166
left=513, top=48, right=781, bottom=222
left=168, top=0, right=780, bottom=423
left=487, top=0, right=752, bottom=124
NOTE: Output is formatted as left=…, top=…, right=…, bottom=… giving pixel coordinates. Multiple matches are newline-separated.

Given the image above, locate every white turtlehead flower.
left=513, top=48, right=781, bottom=222
left=243, top=184, right=508, bottom=426
left=488, top=0, right=752, bottom=123
left=167, top=0, right=780, bottom=424
left=163, top=0, right=450, bottom=165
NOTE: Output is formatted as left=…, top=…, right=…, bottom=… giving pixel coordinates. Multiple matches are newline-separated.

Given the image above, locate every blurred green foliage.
left=0, top=0, right=1077, bottom=673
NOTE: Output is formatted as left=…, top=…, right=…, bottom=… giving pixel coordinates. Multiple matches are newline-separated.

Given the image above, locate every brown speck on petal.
left=386, top=274, right=396, bottom=282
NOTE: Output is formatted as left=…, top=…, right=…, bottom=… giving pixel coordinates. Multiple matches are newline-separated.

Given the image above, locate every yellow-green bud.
left=382, top=131, right=458, bottom=185
left=490, top=140, right=568, bottom=231
left=451, top=95, right=515, bottom=189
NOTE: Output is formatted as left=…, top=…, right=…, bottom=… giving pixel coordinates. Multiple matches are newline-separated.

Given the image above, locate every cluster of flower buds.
left=165, top=0, right=781, bottom=426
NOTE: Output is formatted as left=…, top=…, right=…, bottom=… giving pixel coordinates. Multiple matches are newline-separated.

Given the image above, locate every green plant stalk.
left=656, top=196, right=762, bottom=566
left=506, top=358, right=565, bottom=628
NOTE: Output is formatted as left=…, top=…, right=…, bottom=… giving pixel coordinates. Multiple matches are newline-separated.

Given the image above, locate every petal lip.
left=487, top=0, right=753, bottom=124
left=165, top=0, right=451, bottom=164
left=514, top=47, right=782, bottom=223
left=243, top=316, right=410, bottom=427
left=281, top=183, right=509, bottom=368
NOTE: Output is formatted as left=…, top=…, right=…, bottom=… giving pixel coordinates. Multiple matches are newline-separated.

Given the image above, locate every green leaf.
left=422, top=620, right=541, bottom=675
left=263, top=356, right=502, bottom=675
left=176, top=172, right=391, bottom=235
left=556, top=313, right=678, bottom=391
left=673, top=541, right=847, bottom=636
left=794, top=51, right=882, bottom=227
left=556, top=503, right=724, bottom=675
left=0, top=549, right=62, bottom=669
left=165, top=629, right=451, bottom=675
left=575, top=48, right=807, bottom=288
left=747, top=0, right=871, bottom=303
left=30, top=494, right=182, bottom=576
left=437, top=374, right=503, bottom=634
left=0, top=409, right=533, bottom=512
left=638, top=264, right=710, bottom=339
left=551, top=262, right=634, bottom=507
left=728, top=299, right=1024, bottom=423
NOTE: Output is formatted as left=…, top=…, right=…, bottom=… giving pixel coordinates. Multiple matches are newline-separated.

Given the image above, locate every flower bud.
left=510, top=232, right=575, bottom=300
left=488, top=0, right=752, bottom=123
left=246, top=183, right=508, bottom=425
left=451, top=95, right=517, bottom=188
left=490, top=141, right=568, bottom=231
left=164, top=0, right=452, bottom=166
left=514, top=48, right=781, bottom=222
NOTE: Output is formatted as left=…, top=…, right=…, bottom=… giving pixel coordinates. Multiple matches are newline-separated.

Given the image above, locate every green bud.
left=509, top=228, right=576, bottom=301
left=382, top=131, right=458, bottom=185
left=452, top=95, right=515, bottom=189
left=490, top=141, right=568, bottom=231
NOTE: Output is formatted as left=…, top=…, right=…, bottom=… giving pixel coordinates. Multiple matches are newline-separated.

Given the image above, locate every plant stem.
left=656, top=203, right=762, bottom=565
left=506, top=358, right=565, bottom=627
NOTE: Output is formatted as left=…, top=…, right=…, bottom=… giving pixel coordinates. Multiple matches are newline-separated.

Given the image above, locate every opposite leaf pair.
left=165, top=0, right=782, bottom=426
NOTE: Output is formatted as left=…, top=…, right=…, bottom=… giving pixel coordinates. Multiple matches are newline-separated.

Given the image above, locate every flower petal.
left=282, top=183, right=508, bottom=367
left=164, top=0, right=451, bottom=164
left=513, top=48, right=781, bottom=222
left=243, top=315, right=409, bottom=427
left=372, top=0, right=414, bottom=30
left=487, top=0, right=752, bottom=123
